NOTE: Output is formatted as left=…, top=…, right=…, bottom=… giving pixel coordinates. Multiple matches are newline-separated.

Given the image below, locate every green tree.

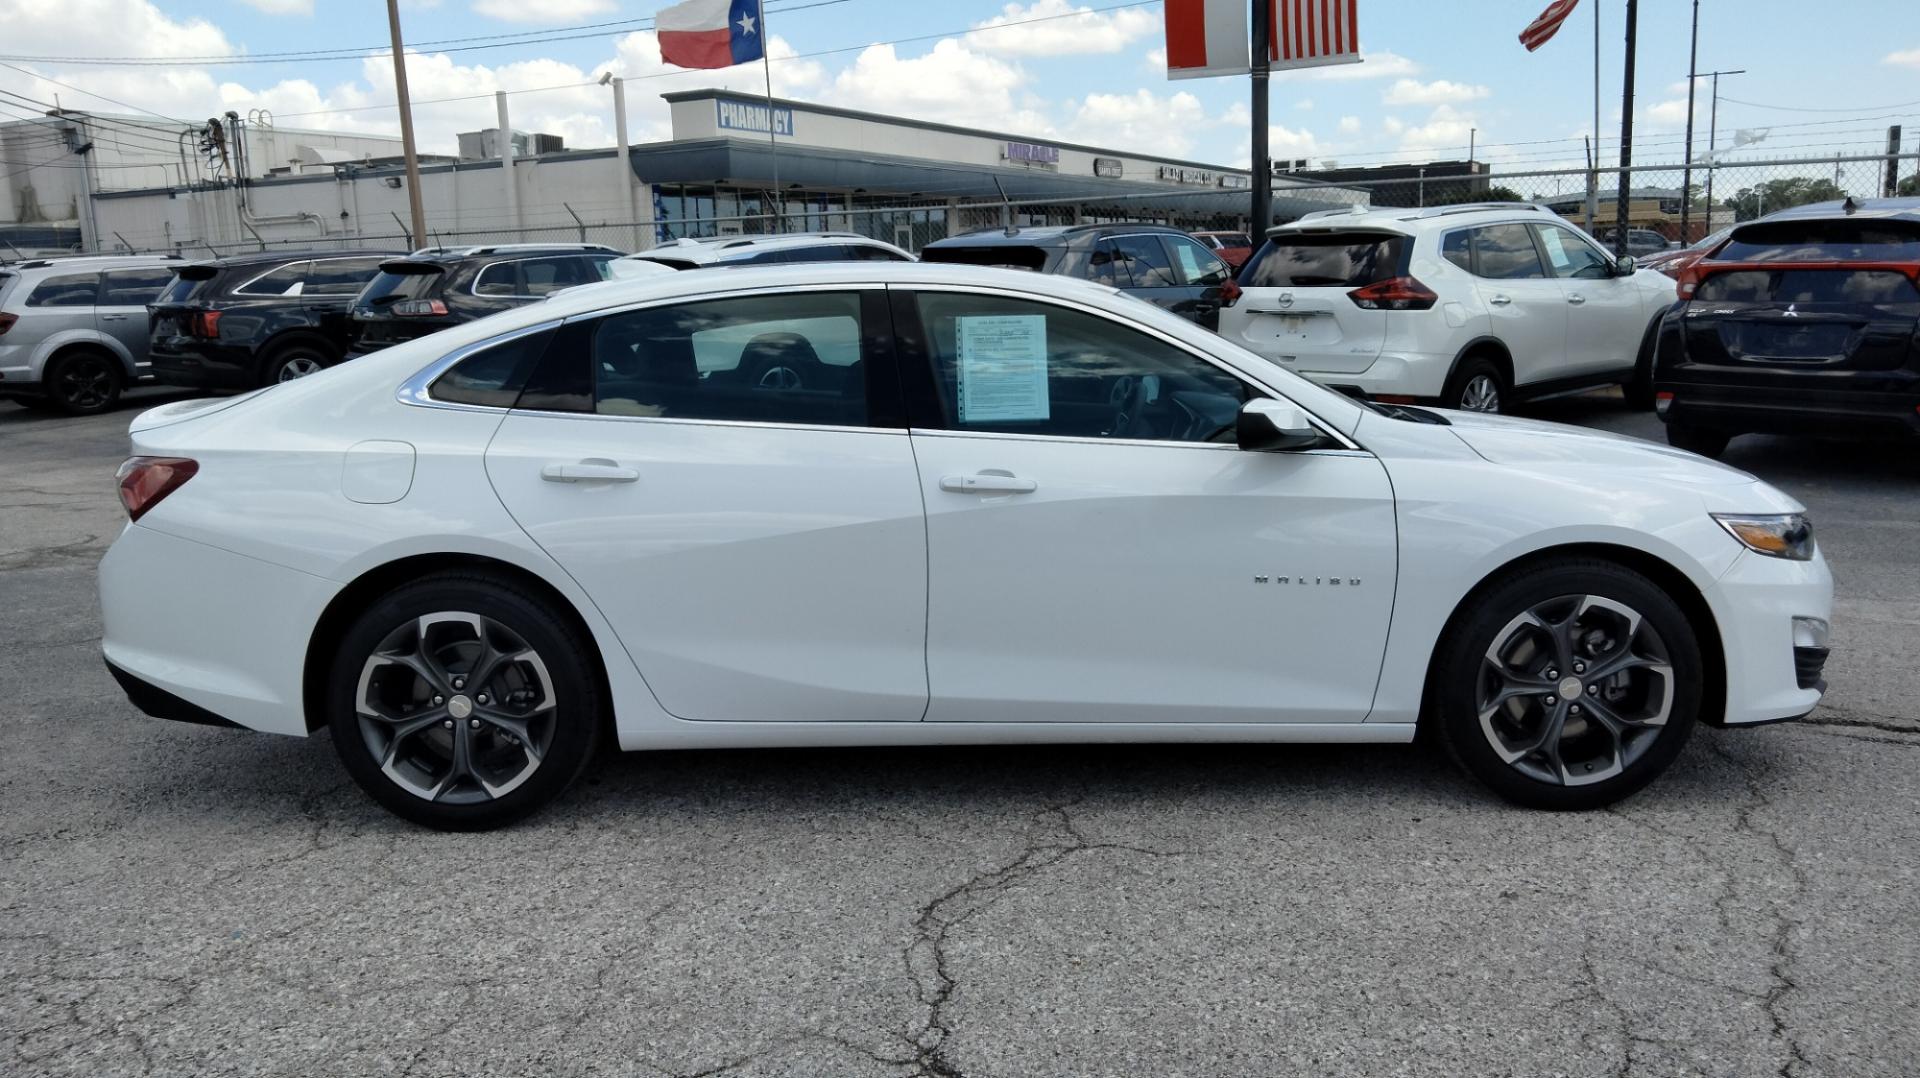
left=1897, top=173, right=1920, bottom=197
left=1726, top=176, right=1848, bottom=221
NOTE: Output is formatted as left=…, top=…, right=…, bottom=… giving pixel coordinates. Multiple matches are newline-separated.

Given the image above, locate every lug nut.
left=442, top=719, right=454, bottom=729
left=1546, top=669, right=1559, bottom=679
left=432, top=695, right=444, bottom=706
left=477, top=694, right=489, bottom=705
left=1570, top=704, right=1583, bottom=714
left=452, top=677, right=465, bottom=690
left=469, top=718, right=481, bottom=730
left=1545, top=695, right=1558, bottom=705
left=1573, top=662, right=1586, bottom=674
left=1588, top=685, right=1599, bottom=696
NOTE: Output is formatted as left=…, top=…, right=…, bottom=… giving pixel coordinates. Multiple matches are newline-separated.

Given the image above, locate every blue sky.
left=4, top=0, right=1916, bottom=169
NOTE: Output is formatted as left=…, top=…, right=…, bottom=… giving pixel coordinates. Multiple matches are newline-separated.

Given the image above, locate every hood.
left=1440, top=409, right=1760, bottom=487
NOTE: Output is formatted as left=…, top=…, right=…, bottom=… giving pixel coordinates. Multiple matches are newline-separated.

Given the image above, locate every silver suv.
left=0, top=255, right=182, bottom=415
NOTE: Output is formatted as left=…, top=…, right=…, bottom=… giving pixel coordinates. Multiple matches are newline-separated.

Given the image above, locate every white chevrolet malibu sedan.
left=99, top=262, right=1830, bottom=829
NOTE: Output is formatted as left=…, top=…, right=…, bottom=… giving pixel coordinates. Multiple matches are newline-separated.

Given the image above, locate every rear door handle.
left=940, top=472, right=1037, bottom=495
left=541, top=459, right=639, bottom=483
left=1567, top=293, right=1586, bottom=305
left=1488, top=294, right=1512, bottom=306
left=100, top=313, right=130, bottom=321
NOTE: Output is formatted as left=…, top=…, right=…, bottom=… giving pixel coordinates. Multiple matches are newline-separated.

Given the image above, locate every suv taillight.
left=116, top=457, right=198, bottom=522
left=1675, top=265, right=1708, bottom=300
left=392, top=299, right=449, bottom=317
left=0, top=312, right=16, bottom=336
left=1217, top=279, right=1243, bottom=308
left=1348, top=276, right=1438, bottom=311
left=190, top=310, right=222, bottom=337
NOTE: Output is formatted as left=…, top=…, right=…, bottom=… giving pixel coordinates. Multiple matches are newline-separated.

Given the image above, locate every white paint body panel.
left=95, top=262, right=1829, bottom=758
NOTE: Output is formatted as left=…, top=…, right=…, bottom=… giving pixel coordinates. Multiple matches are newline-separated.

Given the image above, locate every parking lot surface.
left=3, top=389, right=1917, bottom=1078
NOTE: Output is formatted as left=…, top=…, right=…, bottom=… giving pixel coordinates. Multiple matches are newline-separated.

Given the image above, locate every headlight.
left=1712, top=513, right=1815, bottom=561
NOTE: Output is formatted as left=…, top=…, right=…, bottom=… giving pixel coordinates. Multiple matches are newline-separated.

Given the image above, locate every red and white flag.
left=1268, top=0, right=1361, bottom=71
left=1519, top=0, right=1579, bottom=51
left=1164, top=0, right=1249, bottom=80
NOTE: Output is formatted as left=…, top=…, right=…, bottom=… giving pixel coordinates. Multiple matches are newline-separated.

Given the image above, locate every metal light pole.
left=1701, top=69, right=1745, bottom=231
left=1680, top=0, right=1699, bottom=243
left=1612, top=0, right=1638, bottom=257
left=385, top=0, right=427, bottom=250
left=1250, top=0, right=1273, bottom=232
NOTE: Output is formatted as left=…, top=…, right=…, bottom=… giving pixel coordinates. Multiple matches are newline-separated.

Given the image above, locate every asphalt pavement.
left=3, top=387, right=1917, bottom=1078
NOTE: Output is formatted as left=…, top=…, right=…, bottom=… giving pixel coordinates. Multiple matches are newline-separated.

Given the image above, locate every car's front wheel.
left=1431, top=558, right=1702, bottom=810
left=327, top=573, right=603, bottom=830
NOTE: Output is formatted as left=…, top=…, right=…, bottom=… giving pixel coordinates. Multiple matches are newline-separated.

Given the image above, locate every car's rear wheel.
left=44, top=349, right=123, bottom=415
left=261, top=341, right=335, bottom=386
left=1431, top=558, right=1702, bottom=810
left=1443, top=357, right=1505, bottom=413
left=327, top=573, right=602, bottom=830
left=1665, top=421, right=1731, bottom=459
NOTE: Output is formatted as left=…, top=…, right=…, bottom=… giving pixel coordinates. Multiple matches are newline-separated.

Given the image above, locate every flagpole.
left=1586, top=0, right=1598, bottom=231
left=758, top=0, right=782, bottom=233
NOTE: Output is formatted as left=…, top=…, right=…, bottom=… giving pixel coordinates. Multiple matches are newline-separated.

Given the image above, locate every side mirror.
left=1613, top=256, right=1637, bottom=276
left=1236, top=398, right=1323, bottom=452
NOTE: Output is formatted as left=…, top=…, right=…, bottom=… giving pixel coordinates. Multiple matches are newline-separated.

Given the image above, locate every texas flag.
left=658, top=0, right=766, bottom=70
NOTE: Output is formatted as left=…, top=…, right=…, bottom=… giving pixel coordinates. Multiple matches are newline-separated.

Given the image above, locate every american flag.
left=1519, top=0, right=1580, bottom=52
left=1269, top=0, right=1361, bottom=70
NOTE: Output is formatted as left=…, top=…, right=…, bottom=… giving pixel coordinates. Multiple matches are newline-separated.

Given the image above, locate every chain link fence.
left=68, top=150, right=1920, bottom=261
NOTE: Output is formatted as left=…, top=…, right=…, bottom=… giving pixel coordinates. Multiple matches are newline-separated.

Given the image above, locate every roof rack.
left=1406, top=202, right=1548, bottom=220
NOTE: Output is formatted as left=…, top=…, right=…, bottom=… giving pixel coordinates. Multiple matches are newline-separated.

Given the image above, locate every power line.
left=1718, top=95, right=1920, bottom=113
left=0, top=62, right=195, bottom=125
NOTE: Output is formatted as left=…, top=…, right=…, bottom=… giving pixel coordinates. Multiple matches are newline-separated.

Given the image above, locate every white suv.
left=610, top=231, right=914, bottom=274
left=1217, top=203, right=1678, bottom=412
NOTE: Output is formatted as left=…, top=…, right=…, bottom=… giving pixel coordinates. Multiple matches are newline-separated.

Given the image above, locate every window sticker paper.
left=955, top=315, right=1050, bottom=423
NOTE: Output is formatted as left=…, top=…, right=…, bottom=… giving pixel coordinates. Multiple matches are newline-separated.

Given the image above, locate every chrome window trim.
left=502, top=408, right=901, bottom=437
left=396, top=318, right=564, bottom=413
left=232, top=260, right=310, bottom=297
left=896, top=281, right=1364, bottom=452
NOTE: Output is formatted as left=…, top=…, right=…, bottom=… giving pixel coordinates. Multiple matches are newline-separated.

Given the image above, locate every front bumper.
left=1705, top=548, right=1834, bottom=726
left=1659, top=382, right=1920, bottom=440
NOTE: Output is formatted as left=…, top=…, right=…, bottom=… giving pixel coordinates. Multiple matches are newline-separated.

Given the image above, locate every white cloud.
left=828, top=39, right=1050, bottom=133
left=1381, top=78, right=1490, bottom=107
left=1394, top=104, right=1479, bottom=157
left=1884, top=47, right=1920, bottom=68
left=1142, top=46, right=1167, bottom=73
left=1267, top=124, right=1320, bottom=160
left=472, top=0, right=615, bottom=21
left=1274, top=50, right=1418, bottom=82
left=239, top=0, right=314, bottom=14
left=1338, top=115, right=1362, bottom=134
left=1061, top=89, right=1212, bottom=157
left=966, top=0, right=1159, bottom=57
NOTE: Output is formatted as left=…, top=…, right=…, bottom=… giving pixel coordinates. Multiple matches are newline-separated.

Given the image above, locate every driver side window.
left=913, top=293, right=1251, bottom=443
left=1534, top=224, right=1614, bottom=279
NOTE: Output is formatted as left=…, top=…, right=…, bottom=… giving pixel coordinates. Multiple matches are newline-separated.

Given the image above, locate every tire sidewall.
left=261, top=340, right=335, bottom=386
left=1435, top=560, right=1702, bottom=810
left=326, top=575, right=602, bottom=830
left=1444, top=356, right=1505, bottom=413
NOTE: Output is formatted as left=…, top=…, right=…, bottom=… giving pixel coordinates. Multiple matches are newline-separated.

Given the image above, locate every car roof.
left=1272, top=202, right=1551, bottom=236
left=924, top=223, right=1186, bottom=248
left=408, top=243, right=622, bottom=258
left=1, top=254, right=183, bottom=272
left=1745, top=196, right=1920, bottom=225
left=185, top=249, right=407, bottom=270
left=622, top=232, right=910, bottom=265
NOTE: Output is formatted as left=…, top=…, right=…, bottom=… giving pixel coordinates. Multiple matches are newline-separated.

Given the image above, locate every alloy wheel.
left=1458, top=374, right=1501, bottom=413
left=355, top=611, right=558, bottom=804
left=1477, top=594, right=1675, bottom=786
left=276, top=355, right=325, bottom=382
left=56, top=355, right=116, bottom=410
left=755, top=365, right=804, bottom=390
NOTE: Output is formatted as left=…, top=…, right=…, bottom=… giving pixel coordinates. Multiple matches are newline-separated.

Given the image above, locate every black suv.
left=348, top=244, right=621, bottom=354
left=1653, top=197, right=1920, bottom=458
left=919, top=224, right=1237, bottom=329
left=148, top=250, right=400, bottom=387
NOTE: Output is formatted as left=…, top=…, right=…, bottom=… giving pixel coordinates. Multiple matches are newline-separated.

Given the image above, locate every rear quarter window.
left=1718, top=219, right=1920, bottom=262
left=1241, top=231, right=1406, bottom=288
left=25, top=273, right=99, bottom=307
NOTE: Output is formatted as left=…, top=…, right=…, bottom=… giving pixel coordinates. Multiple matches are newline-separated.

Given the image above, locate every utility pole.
left=1250, top=0, right=1273, bottom=234
left=1680, top=0, right=1699, bottom=243
left=1613, top=0, right=1637, bottom=257
left=385, top=0, right=427, bottom=250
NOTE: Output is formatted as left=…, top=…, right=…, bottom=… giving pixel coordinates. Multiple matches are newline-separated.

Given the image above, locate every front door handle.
left=1567, top=293, right=1587, bottom=305
left=940, top=472, right=1037, bottom=495
left=1488, top=294, right=1512, bottom=306
left=541, top=459, right=639, bottom=483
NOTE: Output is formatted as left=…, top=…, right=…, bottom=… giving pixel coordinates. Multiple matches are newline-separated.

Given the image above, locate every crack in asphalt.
left=1798, top=706, right=1920, bottom=738
left=0, top=535, right=104, bottom=573
left=894, top=800, right=1181, bottom=1078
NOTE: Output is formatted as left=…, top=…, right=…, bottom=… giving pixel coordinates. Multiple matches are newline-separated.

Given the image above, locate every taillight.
left=191, top=310, right=222, bottom=337
left=1655, top=391, right=1674, bottom=417
left=392, top=299, right=450, bottom=317
left=1675, top=267, right=1703, bottom=300
left=1217, top=279, right=1243, bottom=308
left=1348, top=276, right=1438, bottom=311
left=0, top=312, right=15, bottom=336
left=116, top=457, right=198, bottom=522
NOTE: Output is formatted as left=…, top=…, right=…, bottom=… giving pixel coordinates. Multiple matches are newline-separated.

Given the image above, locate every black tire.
left=44, top=349, right=124, bottom=415
left=1441, top=355, right=1506, bottom=413
left=327, top=572, right=603, bottom=830
left=1430, top=557, right=1702, bottom=810
left=259, top=339, right=337, bottom=387
left=1665, top=421, right=1731, bottom=459
left=1622, top=319, right=1661, bottom=410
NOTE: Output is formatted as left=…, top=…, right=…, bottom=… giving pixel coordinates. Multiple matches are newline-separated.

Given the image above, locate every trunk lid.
left=1681, top=264, right=1920, bottom=372
left=1228, top=229, right=1407, bottom=373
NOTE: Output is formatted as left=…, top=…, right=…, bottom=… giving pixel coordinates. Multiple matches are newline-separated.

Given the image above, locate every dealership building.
left=64, top=89, right=1363, bottom=257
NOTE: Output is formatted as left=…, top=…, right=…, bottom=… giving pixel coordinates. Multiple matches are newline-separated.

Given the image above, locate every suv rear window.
left=1694, top=268, right=1920, bottom=306
left=358, top=266, right=445, bottom=306
left=1241, top=231, right=1406, bottom=288
left=156, top=272, right=213, bottom=305
left=1718, top=219, right=1920, bottom=262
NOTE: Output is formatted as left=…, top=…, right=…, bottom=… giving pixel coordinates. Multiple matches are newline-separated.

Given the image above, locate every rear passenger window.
left=1164, top=235, right=1230, bottom=287
left=1110, top=235, right=1178, bottom=287
left=100, top=268, right=176, bottom=304
left=234, top=262, right=310, bottom=296
left=590, top=292, right=867, bottom=426
left=27, top=273, right=100, bottom=306
left=1471, top=224, right=1547, bottom=279
left=429, top=327, right=557, bottom=408
left=1441, top=231, right=1474, bottom=272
